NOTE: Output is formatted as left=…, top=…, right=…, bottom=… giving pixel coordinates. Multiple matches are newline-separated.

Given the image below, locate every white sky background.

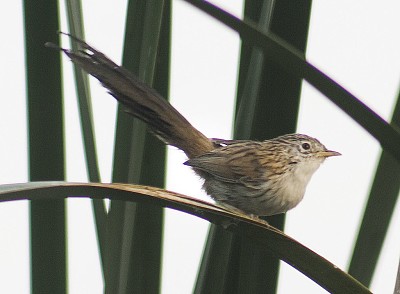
left=0, top=0, right=400, bottom=293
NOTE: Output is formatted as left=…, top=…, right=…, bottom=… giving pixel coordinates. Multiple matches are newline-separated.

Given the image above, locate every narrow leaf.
left=64, top=0, right=108, bottom=275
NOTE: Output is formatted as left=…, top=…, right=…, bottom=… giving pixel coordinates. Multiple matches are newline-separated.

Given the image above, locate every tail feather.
left=47, top=33, right=213, bottom=158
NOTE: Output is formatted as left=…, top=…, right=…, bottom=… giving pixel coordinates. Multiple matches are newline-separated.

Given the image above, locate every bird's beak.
left=317, top=150, right=341, bottom=158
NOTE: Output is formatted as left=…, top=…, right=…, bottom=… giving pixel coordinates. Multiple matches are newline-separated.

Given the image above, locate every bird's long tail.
left=46, top=33, right=213, bottom=158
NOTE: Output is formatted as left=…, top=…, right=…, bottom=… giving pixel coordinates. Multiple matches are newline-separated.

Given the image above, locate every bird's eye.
left=301, top=143, right=311, bottom=150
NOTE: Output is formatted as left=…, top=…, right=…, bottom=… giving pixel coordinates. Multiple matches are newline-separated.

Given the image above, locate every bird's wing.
left=184, top=142, right=266, bottom=184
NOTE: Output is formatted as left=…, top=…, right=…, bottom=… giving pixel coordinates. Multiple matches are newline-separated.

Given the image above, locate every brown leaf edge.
left=0, top=182, right=370, bottom=294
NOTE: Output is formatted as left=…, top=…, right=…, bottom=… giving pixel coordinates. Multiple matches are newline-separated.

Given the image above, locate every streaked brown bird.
left=47, top=33, right=340, bottom=217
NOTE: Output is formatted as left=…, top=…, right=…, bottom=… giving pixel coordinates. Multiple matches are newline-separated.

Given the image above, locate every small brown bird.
left=47, top=34, right=340, bottom=217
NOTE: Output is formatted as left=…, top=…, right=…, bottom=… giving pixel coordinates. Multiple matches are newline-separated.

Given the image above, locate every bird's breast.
left=275, top=159, right=324, bottom=209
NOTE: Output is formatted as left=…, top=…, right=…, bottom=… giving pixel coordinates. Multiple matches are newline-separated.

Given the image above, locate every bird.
left=46, top=33, right=341, bottom=217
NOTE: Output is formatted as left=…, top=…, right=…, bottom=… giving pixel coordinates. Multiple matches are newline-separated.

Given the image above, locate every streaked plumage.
left=186, top=134, right=339, bottom=215
left=47, top=33, right=340, bottom=217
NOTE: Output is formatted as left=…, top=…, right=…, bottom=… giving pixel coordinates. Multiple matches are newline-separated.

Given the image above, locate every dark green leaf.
left=24, top=0, right=66, bottom=292
left=107, top=1, right=168, bottom=293
left=349, top=87, right=400, bottom=286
